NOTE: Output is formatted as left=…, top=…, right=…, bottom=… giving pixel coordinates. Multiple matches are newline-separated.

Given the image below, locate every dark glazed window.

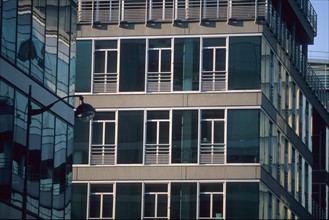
left=116, top=183, right=142, bottom=220
left=227, top=109, right=259, bottom=163
left=170, top=183, right=197, bottom=219
left=117, top=111, right=144, bottom=164
left=174, top=38, right=200, bottom=91
left=228, top=36, right=261, bottom=90
left=172, top=110, right=198, bottom=163
left=119, top=39, right=146, bottom=92
left=226, top=182, right=259, bottom=219
left=76, top=40, right=92, bottom=92
left=72, top=183, right=87, bottom=219
left=73, top=119, right=89, bottom=164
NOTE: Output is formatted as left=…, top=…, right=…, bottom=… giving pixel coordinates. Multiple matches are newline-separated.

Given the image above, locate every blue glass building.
left=0, top=0, right=77, bottom=219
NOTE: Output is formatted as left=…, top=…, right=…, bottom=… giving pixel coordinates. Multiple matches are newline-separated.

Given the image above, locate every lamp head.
left=75, top=97, right=95, bottom=122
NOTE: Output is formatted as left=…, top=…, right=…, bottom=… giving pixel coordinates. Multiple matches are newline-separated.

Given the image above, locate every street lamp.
left=22, top=85, right=95, bottom=219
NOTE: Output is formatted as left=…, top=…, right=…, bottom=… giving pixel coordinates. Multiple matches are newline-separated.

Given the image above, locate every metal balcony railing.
left=77, top=0, right=316, bottom=33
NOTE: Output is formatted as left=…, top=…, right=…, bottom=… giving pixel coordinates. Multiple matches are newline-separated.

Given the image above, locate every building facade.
left=0, top=0, right=77, bottom=219
left=73, top=0, right=329, bottom=219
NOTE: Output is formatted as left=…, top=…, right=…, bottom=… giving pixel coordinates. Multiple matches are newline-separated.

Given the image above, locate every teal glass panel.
left=174, top=38, right=200, bottom=91
left=72, top=183, right=87, bottom=219
left=172, top=110, right=198, bottom=163
left=115, top=183, right=142, bottom=219
left=76, top=40, right=92, bottom=92
left=170, top=183, right=197, bottom=219
left=16, top=0, right=32, bottom=73
left=45, top=0, right=58, bottom=92
left=57, top=0, right=71, bottom=97
left=117, top=111, right=144, bottom=164
left=73, top=119, right=89, bottom=164
left=227, top=109, right=260, bottom=163
left=228, top=36, right=261, bottom=90
left=31, top=0, right=46, bottom=82
left=1, top=0, right=17, bottom=62
left=119, top=39, right=146, bottom=92
left=226, top=182, right=259, bottom=219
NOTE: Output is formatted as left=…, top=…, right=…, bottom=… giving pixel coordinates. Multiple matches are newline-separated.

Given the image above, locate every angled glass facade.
left=0, top=0, right=77, bottom=219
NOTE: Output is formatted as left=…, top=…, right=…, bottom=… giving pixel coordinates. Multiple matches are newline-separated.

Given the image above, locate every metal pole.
left=22, top=85, right=32, bottom=219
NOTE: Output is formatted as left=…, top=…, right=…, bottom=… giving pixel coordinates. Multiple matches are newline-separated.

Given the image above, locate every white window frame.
left=147, top=40, right=172, bottom=92
left=93, top=44, right=118, bottom=93
left=201, top=38, right=227, bottom=91
left=145, top=110, right=171, bottom=164
left=200, top=110, right=225, bottom=164
left=91, top=118, right=116, bottom=165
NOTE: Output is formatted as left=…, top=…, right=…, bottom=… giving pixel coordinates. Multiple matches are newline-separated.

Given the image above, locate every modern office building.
left=73, top=0, right=329, bottom=219
left=0, top=0, right=77, bottom=219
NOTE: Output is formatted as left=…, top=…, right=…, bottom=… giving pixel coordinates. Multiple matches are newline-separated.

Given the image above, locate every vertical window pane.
left=89, top=195, right=100, bottom=217
left=76, top=40, right=92, bottom=92
left=213, top=194, right=223, bottom=218
left=147, top=122, right=157, bottom=144
left=161, top=50, right=171, bottom=72
left=228, top=36, right=261, bottom=90
left=73, top=119, right=89, bottom=164
left=120, top=39, right=146, bottom=92
left=105, top=123, right=115, bottom=144
left=226, top=182, right=259, bottom=219
left=203, top=49, right=213, bottom=71
left=227, top=109, right=259, bottom=163
left=149, top=50, right=159, bottom=72
left=201, top=121, right=211, bottom=143
left=72, top=183, right=87, bottom=219
left=144, top=194, right=155, bottom=217
left=174, top=38, right=200, bottom=91
left=170, top=183, right=197, bottom=219
left=157, top=194, right=168, bottom=217
left=116, top=183, right=142, bottom=219
left=172, top=110, right=198, bottom=163
left=214, top=121, right=224, bottom=143
left=103, top=195, right=113, bottom=217
left=94, top=51, right=105, bottom=73
left=216, top=49, right=226, bottom=71
left=159, top=122, right=169, bottom=144
left=92, top=123, right=103, bottom=144
left=118, top=111, right=144, bottom=164
left=199, top=194, right=210, bottom=217
left=107, top=51, right=117, bottom=73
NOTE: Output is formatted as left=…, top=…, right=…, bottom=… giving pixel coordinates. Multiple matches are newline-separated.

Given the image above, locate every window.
left=202, top=38, right=226, bottom=91
left=73, top=118, right=90, bottom=164
left=117, top=111, right=144, bottom=164
left=116, top=183, right=142, bottom=219
left=227, top=109, right=259, bottom=163
left=91, top=112, right=116, bottom=165
left=147, top=39, right=172, bottom=92
left=144, top=184, right=169, bottom=219
left=72, top=183, right=88, bottom=219
left=119, top=39, right=146, bottom=92
left=172, top=110, right=198, bottom=163
left=145, top=111, right=170, bottom=164
left=226, top=182, right=259, bottom=219
left=170, top=183, right=197, bottom=219
left=76, top=40, right=92, bottom=92
left=228, top=36, right=261, bottom=90
left=93, top=40, right=118, bottom=93
left=199, top=183, right=224, bottom=219
left=89, top=184, right=114, bottom=219
left=174, top=38, right=200, bottom=91
left=200, top=110, right=225, bottom=164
